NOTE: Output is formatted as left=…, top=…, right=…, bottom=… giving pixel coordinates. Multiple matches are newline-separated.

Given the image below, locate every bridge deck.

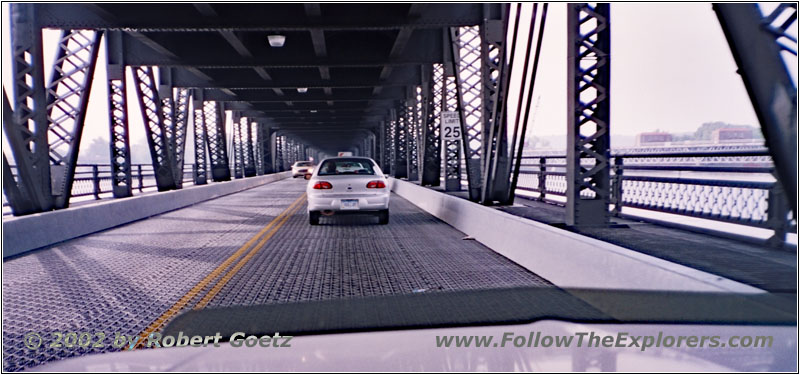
left=2, top=178, right=550, bottom=371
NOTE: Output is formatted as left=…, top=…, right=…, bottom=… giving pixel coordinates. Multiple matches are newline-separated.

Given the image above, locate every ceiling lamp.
left=267, top=34, right=286, bottom=47
left=297, top=87, right=308, bottom=93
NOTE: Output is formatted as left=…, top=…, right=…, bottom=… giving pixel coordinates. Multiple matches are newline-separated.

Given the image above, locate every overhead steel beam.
left=116, top=30, right=444, bottom=67
left=35, top=3, right=485, bottom=31
left=714, top=3, right=797, bottom=215
left=170, top=67, right=422, bottom=89
left=202, top=87, right=407, bottom=102
left=566, top=3, right=612, bottom=226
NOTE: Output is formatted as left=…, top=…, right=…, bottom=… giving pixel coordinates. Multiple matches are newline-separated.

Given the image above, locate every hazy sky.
left=2, top=3, right=793, bottom=161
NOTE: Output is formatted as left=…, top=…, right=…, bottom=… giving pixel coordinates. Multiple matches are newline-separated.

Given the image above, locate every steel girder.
left=35, top=3, right=485, bottom=31
left=406, top=88, right=421, bottom=181
left=274, top=134, right=284, bottom=172
left=106, top=31, right=134, bottom=197
left=383, top=120, right=395, bottom=175
left=449, top=25, right=484, bottom=201
left=46, top=29, right=103, bottom=208
left=714, top=3, right=797, bottom=215
left=4, top=4, right=53, bottom=215
left=420, top=64, right=443, bottom=186
left=131, top=66, right=177, bottom=191
left=191, top=89, right=208, bottom=185
left=202, top=100, right=231, bottom=181
left=376, top=122, right=385, bottom=170
left=231, top=112, right=244, bottom=178
left=478, top=5, right=513, bottom=205
left=170, top=87, right=191, bottom=187
left=443, top=63, right=462, bottom=191
left=243, top=118, right=257, bottom=177
left=256, top=122, right=274, bottom=174
left=392, top=107, right=408, bottom=179
left=566, top=4, right=612, bottom=226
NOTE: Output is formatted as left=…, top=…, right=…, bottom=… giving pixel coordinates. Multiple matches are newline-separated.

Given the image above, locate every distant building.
left=712, top=128, right=753, bottom=143
left=635, top=132, right=672, bottom=146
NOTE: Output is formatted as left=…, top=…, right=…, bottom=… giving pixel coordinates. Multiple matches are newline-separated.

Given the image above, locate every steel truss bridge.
left=0, top=3, right=797, bottom=371
left=3, top=3, right=797, bottom=226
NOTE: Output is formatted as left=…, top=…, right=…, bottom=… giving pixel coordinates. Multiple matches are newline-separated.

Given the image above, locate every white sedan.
left=291, top=161, right=315, bottom=178
left=305, top=157, right=390, bottom=225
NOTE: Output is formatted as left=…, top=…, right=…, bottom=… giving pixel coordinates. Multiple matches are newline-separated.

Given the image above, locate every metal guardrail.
left=3, top=164, right=195, bottom=211
left=515, top=149, right=795, bottom=245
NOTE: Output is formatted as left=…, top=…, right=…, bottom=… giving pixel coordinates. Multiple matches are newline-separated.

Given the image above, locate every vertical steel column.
left=450, top=25, right=484, bottom=200
left=714, top=3, right=797, bottom=215
left=443, top=42, right=463, bottom=191
left=105, top=31, right=133, bottom=197
left=392, top=107, right=408, bottom=178
left=46, top=30, right=102, bottom=208
left=377, top=122, right=385, bottom=170
left=171, top=88, right=190, bottom=187
left=253, top=122, right=263, bottom=175
left=261, top=125, right=274, bottom=174
left=480, top=4, right=513, bottom=204
left=4, top=3, right=53, bottom=214
left=156, top=67, right=182, bottom=189
left=273, top=135, right=280, bottom=172
left=231, top=111, right=244, bottom=178
left=406, top=88, right=421, bottom=181
left=203, top=100, right=230, bottom=181
left=242, top=118, right=256, bottom=177
left=566, top=3, right=611, bottom=226
left=191, top=89, right=208, bottom=185
left=131, top=66, right=177, bottom=191
left=421, top=64, right=443, bottom=186
left=382, top=119, right=394, bottom=175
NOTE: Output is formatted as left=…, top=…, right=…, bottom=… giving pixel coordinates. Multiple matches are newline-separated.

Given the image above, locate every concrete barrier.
left=391, top=179, right=763, bottom=294
left=3, top=172, right=291, bottom=258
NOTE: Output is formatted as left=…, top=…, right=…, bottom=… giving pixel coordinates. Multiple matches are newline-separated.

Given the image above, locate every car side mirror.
left=304, top=174, right=312, bottom=180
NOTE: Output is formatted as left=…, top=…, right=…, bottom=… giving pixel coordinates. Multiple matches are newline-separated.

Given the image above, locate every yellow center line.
left=132, top=193, right=306, bottom=348
left=193, top=194, right=306, bottom=309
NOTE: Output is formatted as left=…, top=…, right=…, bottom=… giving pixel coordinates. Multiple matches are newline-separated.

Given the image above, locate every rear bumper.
left=308, top=194, right=390, bottom=212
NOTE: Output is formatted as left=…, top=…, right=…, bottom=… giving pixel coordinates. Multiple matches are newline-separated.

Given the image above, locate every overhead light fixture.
left=310, top=110, right=318, bottom=113
left=297, top=87, right=308, bottom=93
left=267, top=34, right=286, bottom=47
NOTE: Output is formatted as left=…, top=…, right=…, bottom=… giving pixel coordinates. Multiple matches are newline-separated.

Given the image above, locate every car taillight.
left=313, top=181, right=333, bottom=189
left=366, top=180, right=386, bottom=189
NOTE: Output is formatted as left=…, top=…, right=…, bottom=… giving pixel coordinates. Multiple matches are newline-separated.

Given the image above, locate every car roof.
left=321, top=156, right=374, bottom=161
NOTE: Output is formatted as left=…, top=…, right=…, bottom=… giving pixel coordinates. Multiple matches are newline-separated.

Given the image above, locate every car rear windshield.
left=294, top=162, right=313, bottom=167
left=317, top=159, right=375, bottom=176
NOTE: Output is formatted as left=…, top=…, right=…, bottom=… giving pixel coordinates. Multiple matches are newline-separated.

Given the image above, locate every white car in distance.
left=305, top=157, right=390, bottom=225
left=291, top=161, right=315, bottom=178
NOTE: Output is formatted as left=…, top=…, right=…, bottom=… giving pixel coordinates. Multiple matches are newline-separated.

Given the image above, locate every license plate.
left=340, top=199, right=359, bottom=210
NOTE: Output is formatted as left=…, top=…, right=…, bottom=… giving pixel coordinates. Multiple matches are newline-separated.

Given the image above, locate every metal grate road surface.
left=3, top=178, right=551, bottom=371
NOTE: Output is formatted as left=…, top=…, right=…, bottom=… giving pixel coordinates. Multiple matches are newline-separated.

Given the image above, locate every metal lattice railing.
left=514, top=149, right=795, bottom=244
left=3, top=164, right=194, bottom=214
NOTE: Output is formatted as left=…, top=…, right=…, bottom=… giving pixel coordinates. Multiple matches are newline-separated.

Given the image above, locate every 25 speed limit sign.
left=441, top=111, right=462, bottom=141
